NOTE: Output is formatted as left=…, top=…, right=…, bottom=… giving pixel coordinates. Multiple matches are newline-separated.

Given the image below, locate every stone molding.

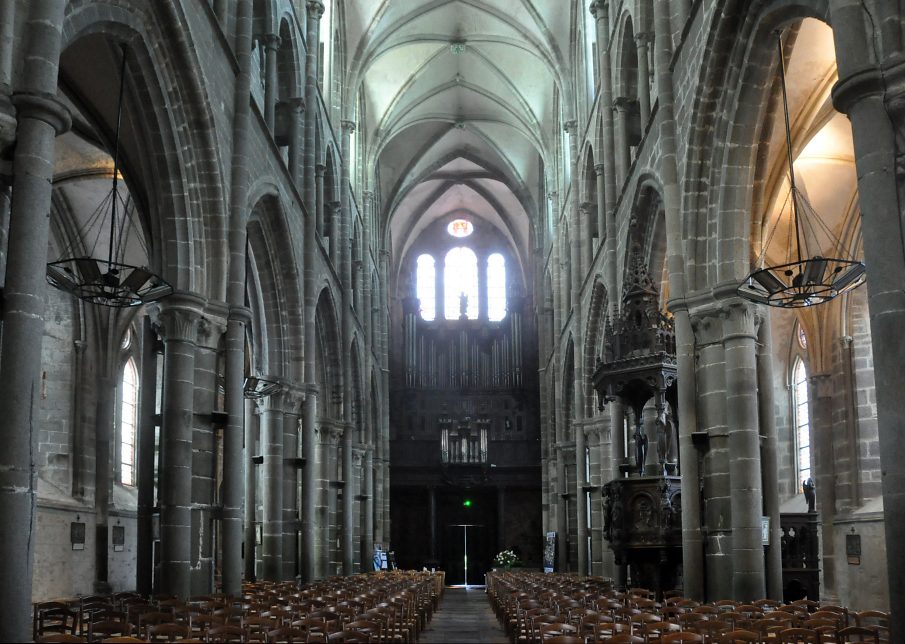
left=12, top=91, right=71, bottom=134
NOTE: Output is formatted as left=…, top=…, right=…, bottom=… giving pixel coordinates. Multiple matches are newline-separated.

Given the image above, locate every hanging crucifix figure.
left=459, top=291, right=468, bottom=319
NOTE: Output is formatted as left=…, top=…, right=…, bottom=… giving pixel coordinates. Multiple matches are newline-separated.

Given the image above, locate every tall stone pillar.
left=287, top=97, right=306, bottom=186
left=282, top=387, right=304, bottom=580
left=576, top=424, right=589, bottom=576
left=362, top=448, right=374, bottom=569
left=260, top=393, right=284, bottom=580
left=653, top=0, right=704, bottom=600
left=342, top=425, right=354, bottom=575
left=158, top=295, right=205, bottom=599
left=612, top=98, right=632, bottom=187
left=0, top=178, right=11, bottom=288
left=223, top=0, right=253, bottom=596
left=315, top=163, right=326, bottom=236
left=579, top=202, right=594, bottom=275
left=757, top=313, right=783, bottom=600
left=810, top=373, right=837, bottom=600
left=244, top=398, right=260, bottom=581
left=556, top=446, right=570, bottom=572
left=635, top=33, right=652, bottom=128
left=593, top=167, right=606, bottom=262
left=94, top=370, right=116, bottom=594
left=329, top=200, right=342, bottom=262
left=0, top=2, right=69, bottom=637
left=723, top=302, right=765, bottom=601
left=262, top=34, right=281, bottom=133
left=829, top=4, right=905, bottom=630
left=137, top=317, right=159, bottom=595
left=300, top=385, right=319, bottom=582
left=590, top=1, right=619, bottom=318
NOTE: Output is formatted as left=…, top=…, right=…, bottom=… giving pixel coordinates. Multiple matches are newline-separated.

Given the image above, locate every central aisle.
left=420, top=587, right=509, bottom=643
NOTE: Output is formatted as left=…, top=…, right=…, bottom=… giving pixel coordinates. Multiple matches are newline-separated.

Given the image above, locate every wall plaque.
left=112, top=525, right=125, bottom=552
left=71, top=521, right=85, bottom=550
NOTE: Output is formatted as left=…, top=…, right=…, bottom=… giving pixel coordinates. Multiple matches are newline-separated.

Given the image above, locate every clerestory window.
left=120, top=357, right=138, bottom=486
left=792, top=357, right=811, bottom=491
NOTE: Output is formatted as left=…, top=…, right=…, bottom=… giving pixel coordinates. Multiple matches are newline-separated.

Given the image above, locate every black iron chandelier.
left=737, top=33, right=865, bottom=308
left=46, top=46, right=172, bottom=307
left=243, top=375, right=282, bottom=399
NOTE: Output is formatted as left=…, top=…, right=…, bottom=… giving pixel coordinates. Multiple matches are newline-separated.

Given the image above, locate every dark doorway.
left=437, top=487, right=495, bottom=585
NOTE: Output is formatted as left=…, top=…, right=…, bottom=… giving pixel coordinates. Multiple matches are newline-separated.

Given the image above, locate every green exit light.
left=463, top=499, right=472, bottom=507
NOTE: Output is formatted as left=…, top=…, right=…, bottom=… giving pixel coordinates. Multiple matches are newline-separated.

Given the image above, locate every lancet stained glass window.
left=416, top=254, right=436, bottom=321
left=445, top=247, right=478, bottom=320
left=487, top=253, right=507, bottom=321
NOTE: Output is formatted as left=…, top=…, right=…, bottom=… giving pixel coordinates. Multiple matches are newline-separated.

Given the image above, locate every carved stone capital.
left=563, top=119, right=577, bottom=134
left=12, top=91, right=71, bottom=134
left=157, top=293, right=206, bottom=344
left=196, top=315, right=227, bottom=349
left=306, top=1, right=325, bottom=21
left=261, top=33, right=282, bottom=51
left=315, top=163, right=326, bottom=176
left=341, top=119, right=356, bottom=133
left=594, top=163, right=606, bottom=176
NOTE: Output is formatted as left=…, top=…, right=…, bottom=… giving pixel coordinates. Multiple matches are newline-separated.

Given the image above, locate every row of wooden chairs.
left=34, top=570, right=442, bottom=643
left=486, top=571, right=890, bottom=643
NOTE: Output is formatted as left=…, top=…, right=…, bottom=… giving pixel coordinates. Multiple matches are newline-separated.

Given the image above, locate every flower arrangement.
left=494, top=548, right=521, bottom=569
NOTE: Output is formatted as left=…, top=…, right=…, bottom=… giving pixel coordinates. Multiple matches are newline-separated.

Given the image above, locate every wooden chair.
left=659, top=632, right=704, bottom=643
left=35, top=635, right=87, bottom=644
left=640, top=620, right=681, bottom=642
left=776, top=627, right=821, bottom=644
left=87, top=619, right=132, bottom=642
left=601, top=634, right=645, bottom=644
left=145, top=623, right=191, bottom=643
left=716, top=630, right=760, bottom=644
left=35, top=602, right=79, bottom=638
left=205, top=624, right=246, bottom=643
left=853, top=611, right=889, bottom=643
left=98, top=638, right=149, bottom=644
left=343, top=619, right=382, bottom=643
left=267, top=626, right=312, bottom=643
left=538, top=621, right=579, bottom=640
left=837, top=625, right=882, bottom=644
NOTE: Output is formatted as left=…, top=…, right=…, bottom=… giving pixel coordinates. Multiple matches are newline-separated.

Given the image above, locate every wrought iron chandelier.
left=46, top=46, right=172, bottom=307
left=243, top=375, right=282, bottom=399
left=737, top=33, right=865, bottom=308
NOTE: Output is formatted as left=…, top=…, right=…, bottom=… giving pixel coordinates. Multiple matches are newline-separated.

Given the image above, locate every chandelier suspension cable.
left=776, top=32, right=804, bottom=267
left=108, top=46, right=127, bottom=271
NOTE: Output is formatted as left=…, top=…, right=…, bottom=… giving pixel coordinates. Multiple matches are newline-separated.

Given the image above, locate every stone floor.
left=420, top=586, right=509, bottom=643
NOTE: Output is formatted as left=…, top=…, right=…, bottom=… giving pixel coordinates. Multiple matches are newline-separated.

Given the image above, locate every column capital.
left=594, top=163, right=606, bottom=176
left=547, top=191, right=558, bottom=200
left=282, top=384, right=306, bottom=411
left=196, top=315, right=227, bottom=349
left=831, top=66, right=883, bottom=115
left=156, top=294, right=205, bottom=344
left=229, top=304, right=253, bottom=325
left=341, top=119, right=356, bottom=133
left=613, top=96, right=636, bottom=112
left=282, top=96, right=306, bottom=112
left=260, top=33, right=282, bottom=52
left=328, top=199, right=342, bottom=212
left=579, top=200, right=595, bottom=214
left=589, top=0, right=608, bottom=17
left=634, top=31, right=653, bottom=46
left=563, top=119, right=577, bottom=134
left=719, top=298, right=757, bottom=341
left=362, top=190, right=374, bottom=204
left=306, top=1, right=325, bottom=20
left=315, top=162, right=326, bottom=176
left=11, top=91, right=71, bottom=135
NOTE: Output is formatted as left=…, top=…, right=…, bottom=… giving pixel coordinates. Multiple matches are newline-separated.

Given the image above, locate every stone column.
left=362, top=448, right=374, bottom=569
left=576, top=424, right=589, bottom=576
left=329, top=200, right=342, bottom=262
left=810, top=372, right=837, bottom=600
left=612, top=97, right=632, bottom=187
left=282, top=387, right=304, bottom=580
left=303, top=0, right=324, bottom=217
left=342, top=424, right=354, bottom=575
left=287, top=97, right=306, bottom=186
left=223, top=0, right=253, bottom=596
left=137, top=317, right=159, bottom=595
left=590, top=1, right=619, bottom=318
left=653, top=0, right=704, bottom=600
left=829, top=3, right=905, bottom=630
left=757, top=313, right=783, bottom=600
left=722, top=301, right=765, bottom=601
left=565, top=120, right=582, bottom=307
left=262, top=34, right=281, bottom=133
left=0, top=2, right=69, bottom=637
left=260, top=392, right=284, bottom=580
left=579, top=202, right=594, bottom=275
left=315, top=164, right=326, bottom=236
left=158, top=295, right=205, bottom=599
left=593, top=167, right=606, bottom=260
left=0, top=178, right=11, bottom=289
left=244, top=398, right=259, bottom=581
left=94, top=369, right=116, bottom=594
left=635, top=32, right=652, bottom=128
left=556, top=447, right=569, bottom=572
left=300, top=385, right=319, bottom=582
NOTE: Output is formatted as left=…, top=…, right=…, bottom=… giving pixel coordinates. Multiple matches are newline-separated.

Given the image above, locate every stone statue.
left=803, top=477, right=816, bottom=513
left=634, top=422, right=647, bottom=475
left=459, top=292, right=468, bottom=318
